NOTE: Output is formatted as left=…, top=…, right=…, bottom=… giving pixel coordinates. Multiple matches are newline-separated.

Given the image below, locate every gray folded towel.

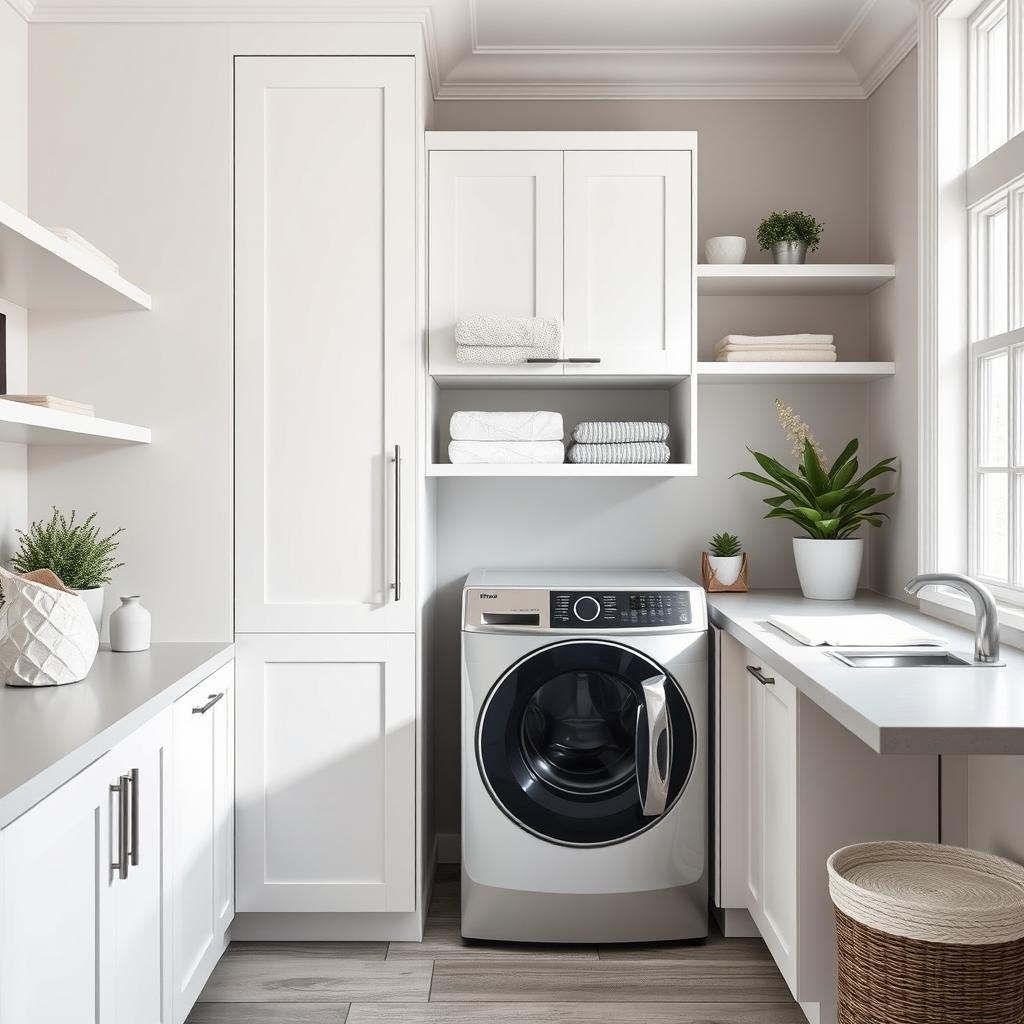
left=572, top=421, right=669, bottom=444
left=568, top=442, right=671, bottom=465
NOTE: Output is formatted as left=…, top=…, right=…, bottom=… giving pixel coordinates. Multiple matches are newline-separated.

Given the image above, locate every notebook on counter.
left=768, top=613, right=946, bottom=648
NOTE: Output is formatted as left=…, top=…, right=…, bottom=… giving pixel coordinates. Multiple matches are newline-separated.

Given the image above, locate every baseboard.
left=437, top=832, right=461, bottom=863
left=231, top=911, right=423, bottom=942
left=710, top=904, right=760, bottom=938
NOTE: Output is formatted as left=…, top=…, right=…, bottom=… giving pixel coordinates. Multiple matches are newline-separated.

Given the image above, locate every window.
left=968, top=0, right=1024, bottom=600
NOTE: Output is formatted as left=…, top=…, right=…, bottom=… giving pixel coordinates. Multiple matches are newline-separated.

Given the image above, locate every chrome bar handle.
left=192, top=692, right=225, bottom=715
left=746, top=665, right=775, bottom=686
left=525, top=357, right=602, bottom=364
left=639, top=674, right=671, bottom=817
left=129, top=768, right=140, bottom=867
left=111, top=775, right=130, bottom=880
left=391, top=444, right=401, bottom=602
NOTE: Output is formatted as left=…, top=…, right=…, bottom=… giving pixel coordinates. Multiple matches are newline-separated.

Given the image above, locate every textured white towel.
left=456, top=315, right=564, bottom=350
left=572, top=421, right=669, bottom=444
left=568, top=442, right=670, bottom=465
left=716, top=350, right=837, bottom=363
left=456, top=341, right=560, bottom=365
left=448, top=440, right=565, bottom=465
left=450, top=411, right=563, bottom=442
left=715, top=333, right=834, bottom=353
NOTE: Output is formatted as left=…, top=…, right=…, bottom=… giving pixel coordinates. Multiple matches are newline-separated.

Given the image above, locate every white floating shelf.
left=0, top=199, right=151, bottom=311
left=427, top=463, right=696, bottom=478
left=697, top=361, right=896, bottom=384
left=431, top=372, right=689, bottom=390
left=0, top=402, right=151, bottom=445
left=697, top=263, right=895, bottom=296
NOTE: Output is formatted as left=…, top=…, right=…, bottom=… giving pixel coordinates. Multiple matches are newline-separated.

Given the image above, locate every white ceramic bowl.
left=704, top=235, right=747, bottom=264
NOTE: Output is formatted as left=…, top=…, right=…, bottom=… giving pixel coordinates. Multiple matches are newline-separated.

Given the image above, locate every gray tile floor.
left=190, top=867, right=804, bottom=1023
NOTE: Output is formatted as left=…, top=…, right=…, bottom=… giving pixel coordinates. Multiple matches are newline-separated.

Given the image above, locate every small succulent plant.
left=709, top=532, right=743, bottom=558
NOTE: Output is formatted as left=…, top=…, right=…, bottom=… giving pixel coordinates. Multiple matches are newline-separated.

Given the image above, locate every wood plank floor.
left=191, top=866, right=804, bottom=1024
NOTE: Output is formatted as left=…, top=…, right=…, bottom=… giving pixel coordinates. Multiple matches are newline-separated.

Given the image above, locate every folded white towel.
left=715, top=333, right=834, bottom=353
left=568, top=442, right=670, bottom=465
left=572, top=421, right=669, bottom=444
left=448, top=440, right=565, bottom=465
left=716, top=350, right=837, bottom=363
left=450, top=410, right=563, bottom=442
left=456, top=315, right=564, bottom=351
left=456, top=341, right=560, bottom=365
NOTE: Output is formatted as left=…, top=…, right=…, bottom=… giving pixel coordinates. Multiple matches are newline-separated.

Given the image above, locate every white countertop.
left=0, top=642, right=233, bottom=828
left=708, top=590, right=1024, bottom=755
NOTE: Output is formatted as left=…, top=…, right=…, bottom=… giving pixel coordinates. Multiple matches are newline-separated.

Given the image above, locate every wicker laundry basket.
left=827, top=842, right=1024, bottom=1024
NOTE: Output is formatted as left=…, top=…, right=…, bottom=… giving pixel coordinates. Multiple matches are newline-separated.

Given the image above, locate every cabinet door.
left=236, top=633, right=416, bottom=913
left=108, top=710, right=173, bottom=1024
left=235, top=56, right=415, bottom=633
left=428, top=150, right=564, bottom=377
left=0, top=754, right=114, bottom=1024
left=172, top=664, right=234, bottom=1024
left=563, top=150, right=693, bottom=375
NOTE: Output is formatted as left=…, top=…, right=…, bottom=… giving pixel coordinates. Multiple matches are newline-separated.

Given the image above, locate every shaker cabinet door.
left=234, top=56, right=416, bottom=633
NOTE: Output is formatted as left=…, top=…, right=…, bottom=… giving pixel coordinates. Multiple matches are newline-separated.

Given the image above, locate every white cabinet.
left=0, top=710, right=172, bottom=1024
left=426, top=132, right=696, bottom=379
left=235, top=633, right=416, bottom=913
left=234, top=56, right=416, bottom=634
left=171, top=664, right=234, bottom=1024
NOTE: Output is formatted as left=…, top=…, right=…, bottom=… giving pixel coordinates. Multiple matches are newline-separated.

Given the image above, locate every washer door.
left=477, top=639, right=696, bottom=846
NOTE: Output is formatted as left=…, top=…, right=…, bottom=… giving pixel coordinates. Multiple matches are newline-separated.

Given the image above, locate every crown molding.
left=861, top=22, right=918, bottom=96
left=5, top=0, right=36, bottom=20
left=434, top=80, right=870, bottom=101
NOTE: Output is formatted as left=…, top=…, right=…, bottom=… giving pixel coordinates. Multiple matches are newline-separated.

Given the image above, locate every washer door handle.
left=636, top=674, right=671, bottom=817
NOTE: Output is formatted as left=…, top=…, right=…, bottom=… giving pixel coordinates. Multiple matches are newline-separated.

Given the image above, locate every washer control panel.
left=550, top=590, right=692, bottom=629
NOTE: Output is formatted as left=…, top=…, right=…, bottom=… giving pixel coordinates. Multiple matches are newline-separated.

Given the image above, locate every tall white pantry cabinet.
left=233, top=55, right=425, bottom=933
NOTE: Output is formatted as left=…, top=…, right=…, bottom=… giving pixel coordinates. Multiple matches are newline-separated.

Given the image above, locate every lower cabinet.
left=235, top=633, right=416, bottom=913
left=171, top=663, right=235, bottom=1023
left=0, top=709, right=173, bottom=1024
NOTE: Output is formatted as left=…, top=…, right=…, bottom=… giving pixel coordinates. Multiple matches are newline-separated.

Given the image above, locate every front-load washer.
left=461, top=569, right=708, bottom=944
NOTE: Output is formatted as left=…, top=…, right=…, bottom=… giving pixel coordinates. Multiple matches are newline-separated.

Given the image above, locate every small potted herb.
left=756, top=210, right=825, bottom=264
left=707, top=532, right=744, bottom=587
left=10, top=509, right=124, bottom=632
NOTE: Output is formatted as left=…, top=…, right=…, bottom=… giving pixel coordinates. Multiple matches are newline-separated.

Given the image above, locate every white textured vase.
left=72, top=586, right=105, bottom=635
left=109, top=595, right=151, bottom=653
left=707, top=554, right=743, bottom=586
left=0, top=567, right=99, bottom=686
left=792, top=538, right=863, bottom=601
left=705, top=235, right=747, bottom=264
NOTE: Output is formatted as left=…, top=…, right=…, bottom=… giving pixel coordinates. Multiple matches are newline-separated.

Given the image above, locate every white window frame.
left=970, top=0, right=1012, bottom=161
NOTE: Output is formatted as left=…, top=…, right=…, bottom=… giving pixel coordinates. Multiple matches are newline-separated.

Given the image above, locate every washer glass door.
left=477, top=639, right=696, bottom=846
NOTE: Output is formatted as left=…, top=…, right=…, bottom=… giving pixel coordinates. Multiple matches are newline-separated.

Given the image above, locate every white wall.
left=429, top=98, right=875, bottom=836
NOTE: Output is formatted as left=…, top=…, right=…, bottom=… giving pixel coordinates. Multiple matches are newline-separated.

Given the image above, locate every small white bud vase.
left=109, top=595, right=151, bottom=652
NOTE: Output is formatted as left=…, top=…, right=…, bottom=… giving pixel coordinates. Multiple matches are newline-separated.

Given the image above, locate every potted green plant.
left=707, top=532, right=744, bottom=586
left=733, top=401, right=896, bottom=600
left=10, top=509, right=125, bottom=631
left=756, top=210, right=825, bottom=264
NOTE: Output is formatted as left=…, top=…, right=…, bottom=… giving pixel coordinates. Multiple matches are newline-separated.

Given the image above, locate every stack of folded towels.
left=448, top=410, right=565, bottom=464
left=567, top=422, right=670, bottom=464
left=714, top=333, right=836, bottom=362
left=455, top=315, right=563, bottom=365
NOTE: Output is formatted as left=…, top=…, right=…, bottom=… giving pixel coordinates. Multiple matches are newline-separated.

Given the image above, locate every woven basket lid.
left=828, top=841, right=1024, bottom=945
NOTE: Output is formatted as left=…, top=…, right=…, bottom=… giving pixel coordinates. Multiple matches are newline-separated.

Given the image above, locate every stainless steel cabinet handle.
left=525, top=357, right=602, bottom=364
left=110, top=774, right=130, bottom=880
left=129, top=768, right=140, bottom=867
left=192, top=692, right=225, bottom=715
left=637, top=674, right=671, bottom=817
left=746, top=665, right=775, bottom=686
left=391, top=444, right=401, bottom=602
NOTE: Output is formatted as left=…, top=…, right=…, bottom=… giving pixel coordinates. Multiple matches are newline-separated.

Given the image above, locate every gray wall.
left=430, top=97, right=879, bottom=837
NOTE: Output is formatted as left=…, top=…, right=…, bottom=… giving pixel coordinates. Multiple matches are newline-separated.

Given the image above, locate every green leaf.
left=829, top=458, right=858, bottom=490
left=815, top=486, right=859, bottom=512
left=828, top=438, right=859, bottom=482
left=801, top=439, right=828, bottom=493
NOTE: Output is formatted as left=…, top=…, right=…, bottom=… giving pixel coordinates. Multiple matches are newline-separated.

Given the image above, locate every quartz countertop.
left=708, top=590, right=1024, bottom=755
left=0, top=642, right=233, bottom=828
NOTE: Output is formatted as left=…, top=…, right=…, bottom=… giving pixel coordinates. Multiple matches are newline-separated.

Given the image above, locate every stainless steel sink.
left=826, top=651, right=972, bottom=668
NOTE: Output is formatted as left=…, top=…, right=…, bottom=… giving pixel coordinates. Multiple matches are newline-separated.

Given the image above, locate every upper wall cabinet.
left=427, top=132, right=696, bottom=379
left=234, top=57, right=416, bottom=634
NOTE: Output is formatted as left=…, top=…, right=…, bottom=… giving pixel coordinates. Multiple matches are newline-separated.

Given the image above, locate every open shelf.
left=431, top=372, right=689, bottom=390
left=0, top=199, right=151, bottom=311
left=0, top=402, right=151, bottom=444
left=697, top=264, right=895, bottom=296
left=697, top=361, right=896, bottom=384
left=427, top=462, right=696, bottom=478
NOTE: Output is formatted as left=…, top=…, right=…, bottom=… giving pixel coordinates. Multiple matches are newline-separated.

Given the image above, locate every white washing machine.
left=461, top=569, right=708, bottom=944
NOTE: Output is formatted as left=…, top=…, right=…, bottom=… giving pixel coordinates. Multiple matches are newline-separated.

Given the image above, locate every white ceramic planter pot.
left=792, top=538, right=863, bottom=600
left=705, top=235, right=747, bottom=264
left=707, top=554, right=743, bottom=586
left=109, top=595, right=151, bottom=652
left=72, top=586, right=105, bottom=634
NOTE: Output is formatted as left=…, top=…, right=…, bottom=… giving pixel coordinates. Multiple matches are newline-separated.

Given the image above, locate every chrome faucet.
left=904, top=573, right=1001, bottom=665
